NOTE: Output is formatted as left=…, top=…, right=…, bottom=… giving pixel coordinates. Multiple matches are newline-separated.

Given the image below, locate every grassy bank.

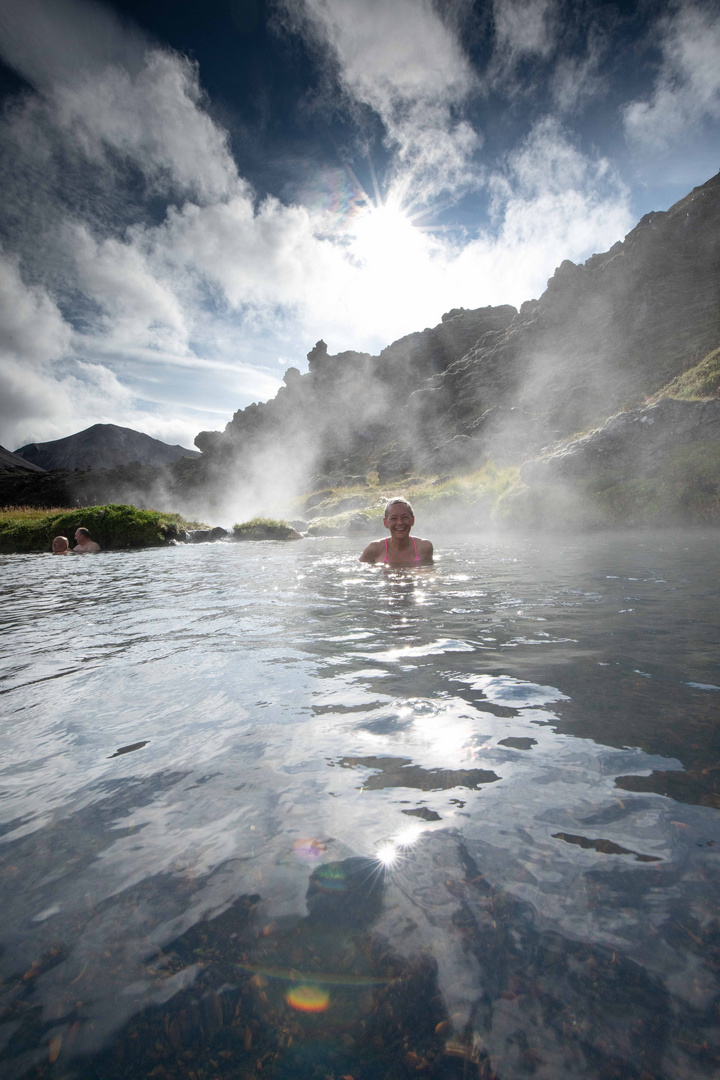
left=293, top=462, right=521, bottom=534
left=496, top=440, right=720, bottom=529
left=290, top=440, right=720, bottom=534
left=660, top=346, right=720, bottom=401
left=0, top=504, right=202, bottom=554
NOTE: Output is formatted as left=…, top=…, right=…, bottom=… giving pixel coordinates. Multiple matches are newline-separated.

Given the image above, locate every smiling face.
left=384, top=502, right=415, bottom=539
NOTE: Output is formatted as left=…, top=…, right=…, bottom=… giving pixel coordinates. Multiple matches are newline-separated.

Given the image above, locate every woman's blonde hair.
left=384, top=497, right=413, bottom=518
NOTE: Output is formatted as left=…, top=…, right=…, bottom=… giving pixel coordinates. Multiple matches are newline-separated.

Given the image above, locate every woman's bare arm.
left=359, top=540, right=383, bottom=563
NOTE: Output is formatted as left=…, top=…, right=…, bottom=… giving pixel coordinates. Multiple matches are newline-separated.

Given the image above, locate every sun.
left=350, top=201, right=426, bottom=268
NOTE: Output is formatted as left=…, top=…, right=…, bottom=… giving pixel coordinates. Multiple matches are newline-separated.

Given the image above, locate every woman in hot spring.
left=359, top=497, right=433, bottom=566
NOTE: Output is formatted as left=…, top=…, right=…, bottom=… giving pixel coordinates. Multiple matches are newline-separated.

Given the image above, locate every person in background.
left=359, top=497, right=433, bottom=566
left=51, top=536, right=73, bottom=555
left=74, top=527, right=101, bottom=553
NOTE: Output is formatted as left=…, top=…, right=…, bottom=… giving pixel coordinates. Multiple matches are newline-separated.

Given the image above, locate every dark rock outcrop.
left=15, top=423, right=200, bottom=471
left=232, top=522, right=302, bottom=540
left=430, top=173, right=720, bottom=454
left=187, top=526, right=229, bottom=542
left=186, top=304, right=519, bottom=505
left=0, top=467, right=74, bottom=507
left=503, top=398, right=720, bottom=528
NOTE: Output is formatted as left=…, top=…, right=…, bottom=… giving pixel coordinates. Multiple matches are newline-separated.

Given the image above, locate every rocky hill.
left=15, top=423, right=200, bottom=472
left=186, top=174, right=719, bottom=483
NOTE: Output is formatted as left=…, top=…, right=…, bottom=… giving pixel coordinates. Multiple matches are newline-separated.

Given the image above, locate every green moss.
left=0, top=504, right=201, bottom=554
left=590, top=442, right=720, bottom=524
left=415, top=462, right=519, bottom=510
left=660, top=346, right=720, bottom=400
left=497, top=440, right=720, bottom=530
left=297, top=463, right=521, bottom=534
left=232, top=517, right=301, bottom=540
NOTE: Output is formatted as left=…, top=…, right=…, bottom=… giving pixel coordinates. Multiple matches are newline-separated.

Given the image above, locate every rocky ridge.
left=184, top=172, right=720, bottom=502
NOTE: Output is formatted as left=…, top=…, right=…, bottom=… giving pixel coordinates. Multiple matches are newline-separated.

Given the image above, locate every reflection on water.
left=1, top=533, right=719, bottom=1078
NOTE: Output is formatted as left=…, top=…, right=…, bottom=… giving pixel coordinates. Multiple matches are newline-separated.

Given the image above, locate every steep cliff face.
left=183, top=172, right=719, bottom=500
left=432, top=171, right=720, bottom=456
left=188, top=304, right=518, bottom=495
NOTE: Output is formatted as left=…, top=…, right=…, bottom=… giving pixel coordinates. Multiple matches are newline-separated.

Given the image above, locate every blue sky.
left=0, top=0, right=718, bottom=450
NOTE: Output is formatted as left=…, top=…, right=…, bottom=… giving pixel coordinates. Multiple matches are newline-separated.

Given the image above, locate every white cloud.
left=492, top=0, right=557, bottom=62
left=52, top=50, right=239, bottom=203
left=623, top=3, right=720, bottom=151
left=300, top=0, right=473, bottom=104
left=550, top=34, right=607, bottom=114
left=0, top=0, right=238, bottom=203
left=67, top=223, right=188, bottom=349
left=0, top=353, right=135, bottom=451
left=0, top=250, right=71, bottom=363
left=388, top=119, right=632, bottom=321
left=0, top=0, right=144, bottom=90
left=283, top=0, right=479, bottom=204
left=157, top=119, right=631, bottom=350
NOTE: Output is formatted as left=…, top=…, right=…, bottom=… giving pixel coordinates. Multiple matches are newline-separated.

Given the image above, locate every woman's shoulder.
left=414, top=537, right=434, bottom=561
left=359, top=538, right=386, bottom=562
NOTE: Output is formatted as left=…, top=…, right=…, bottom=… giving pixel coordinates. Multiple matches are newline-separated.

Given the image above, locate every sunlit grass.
left=659, top=345, right=720, bottom=401
left=296, top=461, right=521, bottom=534
left=0, top=505, right=73, bottom=522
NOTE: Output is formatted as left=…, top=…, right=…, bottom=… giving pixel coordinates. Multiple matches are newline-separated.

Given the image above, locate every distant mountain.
left=0, top=445, right=47, bottom=472
left=14, top=424, right=201, bottom=471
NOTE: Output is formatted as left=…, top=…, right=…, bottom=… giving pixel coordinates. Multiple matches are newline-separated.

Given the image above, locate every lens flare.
left=313, top=863, right=348, bottom=892
left=294, top=838, right=326, bottom=863
left=286, top=984, right=330, bottom=1012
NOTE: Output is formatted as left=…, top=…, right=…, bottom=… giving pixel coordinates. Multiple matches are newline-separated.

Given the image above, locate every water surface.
left=1, top=533, right=719, bottom=1079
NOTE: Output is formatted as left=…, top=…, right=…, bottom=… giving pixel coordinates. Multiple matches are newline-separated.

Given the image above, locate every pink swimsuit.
left=382, top=537, right=421, bottom=564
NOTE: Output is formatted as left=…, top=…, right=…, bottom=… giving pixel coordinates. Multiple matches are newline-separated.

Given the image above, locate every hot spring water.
left=1, top=533, right=719, bottom=1079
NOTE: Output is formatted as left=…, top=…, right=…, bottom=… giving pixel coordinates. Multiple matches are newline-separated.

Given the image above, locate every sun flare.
left=350, top=202, right=425, bottom=267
